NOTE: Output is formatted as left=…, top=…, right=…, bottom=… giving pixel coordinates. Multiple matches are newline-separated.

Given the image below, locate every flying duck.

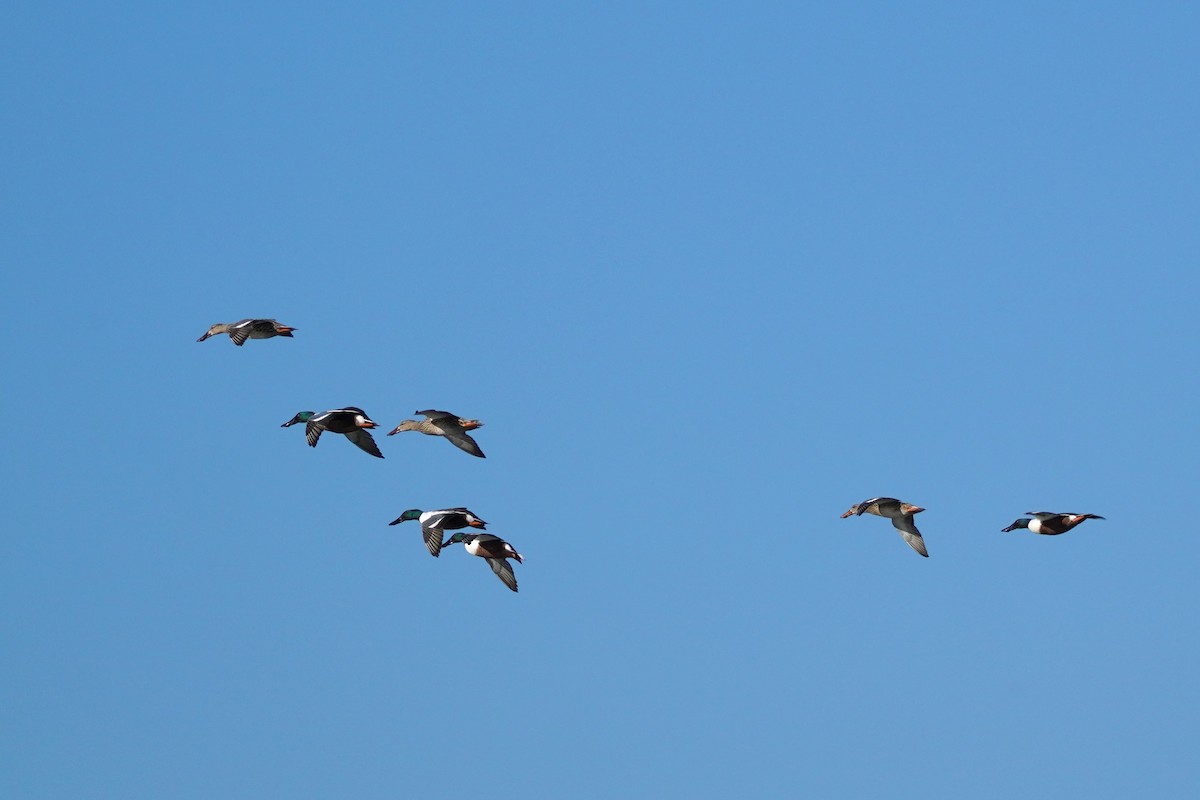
left=1002, top=512, right=1105, bottom=535
left=281, top=407, right=383, bottom=458
left=388, top=508, right=488, bottom=557
left=197, top=319, right=296, bottom=346
left=387, top=409, right=485, bottom=458
left=443, top=532, right=523, bottom=592
left=840, top=497, right=929, bottom=557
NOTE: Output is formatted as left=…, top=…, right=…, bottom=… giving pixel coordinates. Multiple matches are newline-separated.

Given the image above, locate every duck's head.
left=443, top=532, right=470, bottom=546
left=839, top=503, right=863, bottom=518
left=281, top=411, right=315, bottom=428
left=393, top=509, right=423, bottom=524
left=197, top=323, right=227, bottom=342
left=900, top=503, right=925, bottom=516
left=387, top=419, right=418, bottom=436
left=1001, top=518, right=1030, bottom=532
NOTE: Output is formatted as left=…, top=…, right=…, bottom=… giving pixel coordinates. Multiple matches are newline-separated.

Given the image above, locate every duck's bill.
left=839, top=509, right=856, bottom=518
left=281, top=417, right=300, bottom=427
left=196, top=333, right=211, bottom=342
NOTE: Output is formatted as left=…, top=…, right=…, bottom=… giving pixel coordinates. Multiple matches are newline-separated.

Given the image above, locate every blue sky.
left=3, top=3, right=1198, bottom=798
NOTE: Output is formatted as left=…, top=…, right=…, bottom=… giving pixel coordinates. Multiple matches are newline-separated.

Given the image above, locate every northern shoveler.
left=1002, top=512, right=1105, bottom=535
left=197, top=319, right=296, bottom=346
left=387, top=409, right=485, bottom=458
left=443, top=532, right=523, bottom=592
left=281, top=407, right=383, bottom=458
left=840, top=497, right=929, bottom=557
left=388, top=508, right=487, bottom=557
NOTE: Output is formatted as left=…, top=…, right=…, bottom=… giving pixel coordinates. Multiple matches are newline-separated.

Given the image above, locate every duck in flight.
left=443, top=532, right=523, bottom=592
left=387, top=409, right=485, bottom=458
left=1001, top=512, right=1104, bottom=535
left=839, top=497, right=929, bottom=557
left=281, top=407, right=383, bottom=458
left=197, top=318, right=296, bottom=346
left=388, top=508, right=488, bottom=557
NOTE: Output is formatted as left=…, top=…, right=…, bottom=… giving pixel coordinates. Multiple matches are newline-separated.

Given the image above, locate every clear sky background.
left=3, top=3, right=1198, bottom=798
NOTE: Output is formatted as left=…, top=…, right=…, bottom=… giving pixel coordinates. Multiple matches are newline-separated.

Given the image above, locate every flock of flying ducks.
left=198, top=318, right=524, bottom=591
left=199, top=317, right=1107, bottom=569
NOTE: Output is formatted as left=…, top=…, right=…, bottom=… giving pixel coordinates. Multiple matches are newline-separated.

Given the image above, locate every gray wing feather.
left=421, top=524, right=444, bottom=557
left=891, top=515, right=929, bottom=557
left=444, top=429, right=485, bottom=458
left=346, top=429, right=384, bottom=458
left=305, top=422, right=323, bottom=447
left=485, top=557, right=518, bottom=592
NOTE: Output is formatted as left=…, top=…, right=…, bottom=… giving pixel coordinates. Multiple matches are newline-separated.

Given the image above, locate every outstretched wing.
left=485, top=557, right=518, bottom=592
left=443, top=428, right=485, bottom=458
left=305, top=422, right=324, bottom=447
left=420, top=523, right=444, bottom=557
left=346, top=429, right=384, bottom=458
left=229, top=319, right=255, bottom=346
left=891, top=515, right=929, bottom=557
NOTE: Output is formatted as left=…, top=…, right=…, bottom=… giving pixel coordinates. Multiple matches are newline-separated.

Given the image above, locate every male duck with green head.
left=1001, top=511, right=1105, bottom=536
left=443, top=532, right=523, bottom=592
left=388, top=508, right=487, bottom=557
left=281, top=407, right=383, bottom=458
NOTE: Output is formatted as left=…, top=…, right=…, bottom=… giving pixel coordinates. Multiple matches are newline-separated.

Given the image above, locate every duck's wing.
left=228, top=319, right=256, bottom=346
left=305, top=421, right=324, bottom=447
left=443, top=428, right=485, bottom=458
left=485, top=557, right=518, bottom=592
left=424, top=509, right=468, bottom=529
left=420, top=523, right=444, bottom=557
left=346, top=429, right=384, bottom=458
left=247, top=319, right=287, bottom=339
left=891, top=515, right=929, bottom=557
